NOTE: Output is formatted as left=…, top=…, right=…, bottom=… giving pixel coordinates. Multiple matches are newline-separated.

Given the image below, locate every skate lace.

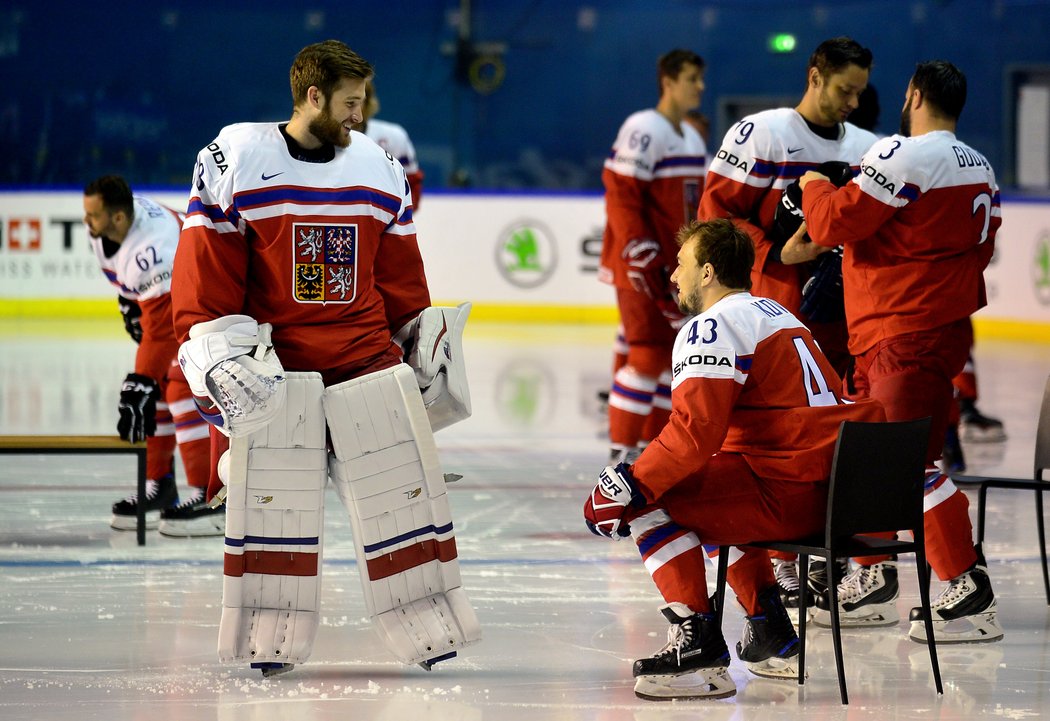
left=171, top=488, right=206, bottom=511
left=657, top=620, right=695, bottom=663
left=774, top=560, right=800, bottom=592
left=121, top=480, right=159, bottom=503
left=837, top=564, right=880, bottom=603
left=932, top=572, right=975, bottom=609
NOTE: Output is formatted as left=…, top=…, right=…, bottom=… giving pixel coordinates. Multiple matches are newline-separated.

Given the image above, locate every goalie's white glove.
left=393, top=302, right=472, bottom=431
left=177, top=315, right=286, bottom=438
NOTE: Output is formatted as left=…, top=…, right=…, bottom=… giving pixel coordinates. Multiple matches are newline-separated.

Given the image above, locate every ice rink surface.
left=1, top=319, right=1048, bottom=720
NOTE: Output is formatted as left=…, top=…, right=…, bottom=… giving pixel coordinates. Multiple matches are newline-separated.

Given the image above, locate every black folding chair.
left=714, top=417, right=941, bottom=705
left=953, top=373, right=1050, bottom=604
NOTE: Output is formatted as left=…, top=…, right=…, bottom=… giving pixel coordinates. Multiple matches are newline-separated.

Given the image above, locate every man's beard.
left=899, top=102, right=912, bottom=137
left=677, top=289, right=701, bottom=316
left=308, top=107, right=350, bottom=148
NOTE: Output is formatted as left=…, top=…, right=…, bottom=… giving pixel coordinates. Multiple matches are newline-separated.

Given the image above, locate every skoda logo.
left=1034, top=230, right=1050, bottom=306
left=496, top=220, right=558, bottom=289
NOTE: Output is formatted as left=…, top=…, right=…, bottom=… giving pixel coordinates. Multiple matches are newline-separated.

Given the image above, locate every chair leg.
left=915, top=545, right=944, bottom=695
left=715, top=546, right=729, bottom=628
left=1037, top=489, right=1050, bottom=606
left=797, top=553, right=809, bottom=687
left=827, top=550, right=848, bottom=705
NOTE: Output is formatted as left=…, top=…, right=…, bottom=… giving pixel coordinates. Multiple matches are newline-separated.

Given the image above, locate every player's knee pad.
left=218, top=372, right=328, bottom=667
left=323, top=363, right=481, bottom=667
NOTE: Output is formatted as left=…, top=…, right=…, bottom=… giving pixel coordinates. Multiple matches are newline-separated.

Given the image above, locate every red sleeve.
left=407, top=170, right=424, bottom=211
left=802, top=180, right=897, bottom=248
left=135, top=293, right=179, bottom=381
left=374, top=223, right=431, bottom=334
left=171, top=222, right=249, bottom=343
left=630, top=375, right=740, bottom=502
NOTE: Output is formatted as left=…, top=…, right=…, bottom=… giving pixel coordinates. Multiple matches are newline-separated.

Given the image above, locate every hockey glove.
left=117, top=373, right=160, bottom=444
left=623, top=238, right=670, bottom=301
left=117, top=296, right=143, bottom=344
left=584, top=462, right=646, bottom=540
left=800, top=245, right=846, bottom=323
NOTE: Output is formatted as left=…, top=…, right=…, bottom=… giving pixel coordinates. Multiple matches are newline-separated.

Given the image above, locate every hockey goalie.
left=170, top=40, right=480, bottom=676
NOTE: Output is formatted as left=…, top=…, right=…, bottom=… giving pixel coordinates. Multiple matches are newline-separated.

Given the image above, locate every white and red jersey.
left=802, top=130, right=1000, bottom=355
left=632, top=292, right=883, bottom=501
left=698, top=108, right=877, bottom=311
left=172, top=122, right=430, bottom=378
left=89, top=195, right=183, bottom=381
left=599, top=109, right=707, bottom=288
left=363, top=117, right=424, bottom=210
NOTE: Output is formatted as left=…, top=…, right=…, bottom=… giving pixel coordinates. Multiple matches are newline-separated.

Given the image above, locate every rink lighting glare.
left=768, top=34, right=797, bottom=53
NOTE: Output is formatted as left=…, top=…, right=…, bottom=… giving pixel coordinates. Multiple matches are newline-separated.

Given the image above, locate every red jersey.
left=172, top=122, right=431, bottom=378
left=802, top=130, right=1000, bottom=355
left=697, top=108, right=876, bottom=312
left=632, top=292, right=883, bottom=501
left=599, top=109, right=707, bottom=289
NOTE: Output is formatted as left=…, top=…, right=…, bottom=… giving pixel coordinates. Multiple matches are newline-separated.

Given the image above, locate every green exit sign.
left=768, top=34, right=797, bottom=53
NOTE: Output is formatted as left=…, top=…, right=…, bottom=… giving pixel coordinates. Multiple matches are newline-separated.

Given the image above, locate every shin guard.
left=324, top=364, right=481, bottom=668
left=218, top=372, right=327, bottom=667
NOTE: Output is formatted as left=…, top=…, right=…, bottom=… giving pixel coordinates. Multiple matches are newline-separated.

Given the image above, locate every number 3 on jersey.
left=792, top=337, right=837, bottom=407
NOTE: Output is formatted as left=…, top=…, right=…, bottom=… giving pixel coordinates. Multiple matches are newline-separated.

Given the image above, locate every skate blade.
left=908, top=612, right=1004, bottom=644
left=745, top=655, right=800, bottom=680
left=158, top=521, right=225, bottom=538
left=960, top=426, right=1006, bottom=443
left=634, top=667, right=737, bottom=700
left=110, top=513, right=159, bottom=531
left=811, top=603, right=899, bottom=628
left=252, top=662, right=294, bottom=678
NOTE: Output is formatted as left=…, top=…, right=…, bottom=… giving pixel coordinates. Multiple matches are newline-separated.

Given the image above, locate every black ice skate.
left=632, top=602, right=736, bottom=700
left=110, top=473, right=178, bottom=530
left=909, top=562, right=1003, bottom=644
left=158, top=487, right=225, bottom=538
left=737, top=586, right=801, bottom=679
left=959, top=399, right=1006, bottom=443
left=813, top=561, right=900, bottom=628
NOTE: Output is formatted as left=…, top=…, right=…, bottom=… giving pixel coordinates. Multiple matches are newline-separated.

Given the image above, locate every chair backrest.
left=1035, top=373, right=1050, bottom=482
left=825, top=417, right=932, bottom=542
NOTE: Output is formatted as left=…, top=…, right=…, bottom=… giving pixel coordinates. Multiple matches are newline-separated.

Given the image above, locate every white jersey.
left=89, top=195, right=182, bottom=302
left=364, top=117, right=420, bottom=175
left=603, top=108, right=707, bottom=183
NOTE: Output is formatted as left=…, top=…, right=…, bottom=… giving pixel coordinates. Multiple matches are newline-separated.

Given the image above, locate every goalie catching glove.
left=177, top=315, right=286, bottom=438
left=117, top=373, right=159, bottom=443
left=393, top=303, right=473, bottom=432
left=583, top=462, right=646, bottom=540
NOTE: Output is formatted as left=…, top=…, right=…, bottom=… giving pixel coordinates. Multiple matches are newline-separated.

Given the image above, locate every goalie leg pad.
left=219, top=372, right=328, bottom=667
left=324, top=363, right=481, bottom=666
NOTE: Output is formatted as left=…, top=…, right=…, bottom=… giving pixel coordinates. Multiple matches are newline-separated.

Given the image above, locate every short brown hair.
left=676, top=218, right=754, bottom=291
left=83, top=175, right=134, bottom=218
left=657, top=49, right=704, bottom=97
left=808, top=37, right=873, bottom=80
left=290, top=39, right=373, bottom=106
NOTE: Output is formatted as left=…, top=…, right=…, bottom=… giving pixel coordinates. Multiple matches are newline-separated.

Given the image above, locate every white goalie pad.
left=324, top=363, right=481, bottom=667
left=178, top=315, right=287, bottom=438
left=393, top=303, right=473, bottom=432
left=218, top=372, right=328, bottom=667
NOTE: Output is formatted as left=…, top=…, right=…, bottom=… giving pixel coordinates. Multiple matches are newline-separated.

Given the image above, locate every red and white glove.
left=622, top=238, right=669, bottom=300
left=584, top=462, right=645, bottom=540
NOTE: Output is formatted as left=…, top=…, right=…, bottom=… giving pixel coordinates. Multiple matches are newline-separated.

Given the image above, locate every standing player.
left=599, top=49, right=708, bottom=464
left=584, top=219, right=884, bottom=700
left=354, top=78, right=424, bottom=210
left=799, top=60, right=1003, bottom=643
left=171, top=39, right=479, bottom=676
left=696, top=36, right=878, bottom=610
left=82, top=175, right=217, bottom=536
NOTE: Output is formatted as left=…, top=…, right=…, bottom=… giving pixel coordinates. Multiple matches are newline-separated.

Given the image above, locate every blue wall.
left=2, top=0, right=1049, bottom=190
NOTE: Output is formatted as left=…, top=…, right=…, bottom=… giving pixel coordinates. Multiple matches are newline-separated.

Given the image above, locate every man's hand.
left=780, top=221, right=831, bottom=266
left=623, top=238, right=669, bottom=300
left=583, top=463, right=645, bottom=540
left=799, top=170, right=830, bottom=191
left=117, top=373, right=160, bottom=443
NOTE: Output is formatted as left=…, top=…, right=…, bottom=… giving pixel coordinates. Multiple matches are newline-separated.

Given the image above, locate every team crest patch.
left=293, top=222, right=358, bottom=303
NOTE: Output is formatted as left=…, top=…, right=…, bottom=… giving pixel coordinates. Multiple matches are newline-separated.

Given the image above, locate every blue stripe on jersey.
left=897, top=183, right=921, bottom=202
left=735, top=356, right=753, bottom=372
left=187, top=198, right=232, bottom=224
left=637, top=523, right=682, bottom=556
left=612, top=381, right=654, bottom=403
left=653, top=155, right=707, bottom=172
left=363, top=522, right=455, bottom=554
left=233, top=186, right=402, bottom=215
